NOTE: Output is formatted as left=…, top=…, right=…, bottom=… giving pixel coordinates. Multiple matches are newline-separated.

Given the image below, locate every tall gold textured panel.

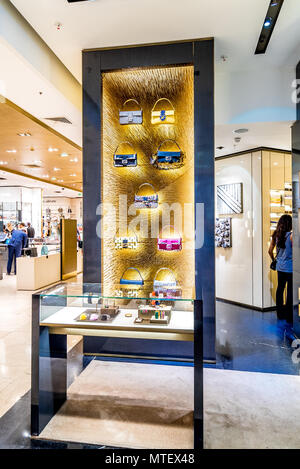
left=102, top=66, right=195, bottom=296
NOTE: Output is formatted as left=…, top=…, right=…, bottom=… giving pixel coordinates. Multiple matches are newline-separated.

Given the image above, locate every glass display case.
left=31, top=282, right=198, bottom=449
left=38, top=282, right=194, bottom=337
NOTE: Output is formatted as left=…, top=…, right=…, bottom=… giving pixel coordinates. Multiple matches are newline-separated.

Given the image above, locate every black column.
left=194, top=40, right=215, bottom=361
left=82, top=51, right=102, bottom=284
left=31, top=294, right=67, bottom=435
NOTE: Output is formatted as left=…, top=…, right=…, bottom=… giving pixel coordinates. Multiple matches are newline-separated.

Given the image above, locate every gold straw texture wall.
left=102, top=65, right=195, bottom=296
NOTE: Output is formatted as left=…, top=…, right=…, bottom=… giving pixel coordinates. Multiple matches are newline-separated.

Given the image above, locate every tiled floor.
left=0, top=275, right=31, bottom=418
left=0, top=275, right=299, bottom=448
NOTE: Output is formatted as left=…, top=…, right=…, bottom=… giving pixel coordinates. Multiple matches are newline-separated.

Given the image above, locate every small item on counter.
left=135, top=304, right=172, bottom=325
left=100, top=314, right=110, bottom=321
left=89, top=313, right=99, bottom=321
left=79, top=313, right=88, bottom=321
left=125, top=313, right=132, bottom=318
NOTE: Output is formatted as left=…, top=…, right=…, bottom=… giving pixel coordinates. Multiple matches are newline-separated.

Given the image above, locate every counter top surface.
left=40, top=306, right=194, bottom=335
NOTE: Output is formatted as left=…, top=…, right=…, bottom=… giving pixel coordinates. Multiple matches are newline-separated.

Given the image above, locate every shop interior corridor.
left=0, top=274, right=299, bottom=449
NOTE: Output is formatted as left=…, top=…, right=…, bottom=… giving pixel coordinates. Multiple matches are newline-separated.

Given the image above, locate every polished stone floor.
left=215, top=301, right=299, bottom=375
left=0, top=274, right=299, bottom=449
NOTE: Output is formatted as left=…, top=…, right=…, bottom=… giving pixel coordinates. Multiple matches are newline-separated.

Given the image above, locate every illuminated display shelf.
left=269, top=185, right=292, bottom=235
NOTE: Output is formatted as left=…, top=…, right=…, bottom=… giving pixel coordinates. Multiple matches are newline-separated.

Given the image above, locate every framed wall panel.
left=83, top=40, right=215, bottom=361
left=82, top=40, right=215, bottom=449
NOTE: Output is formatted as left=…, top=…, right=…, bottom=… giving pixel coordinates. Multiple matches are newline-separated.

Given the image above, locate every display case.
left=31, top=282, right=197, bottom=449
left=31, top=39, right=215, bottom=450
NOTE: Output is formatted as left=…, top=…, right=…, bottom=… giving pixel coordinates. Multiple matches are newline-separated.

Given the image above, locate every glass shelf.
left=38, top=282, right=195, bottom=338
left=40, top=282, right=195, bottom=302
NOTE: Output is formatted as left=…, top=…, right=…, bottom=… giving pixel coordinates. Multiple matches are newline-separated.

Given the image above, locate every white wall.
left=42, top=196, right=82, bottom=223
left=216, top=153, right=255, bottom=306
left=216, top=150, right=292, bottom=309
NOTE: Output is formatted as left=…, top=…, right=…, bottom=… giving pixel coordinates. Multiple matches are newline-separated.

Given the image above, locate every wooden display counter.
left=17, top=253, right=61, bottom=291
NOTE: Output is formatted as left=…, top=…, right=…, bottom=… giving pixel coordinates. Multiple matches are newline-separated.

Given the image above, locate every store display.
left=0, top=201, right=28, bottom=227
left=151, top=140, right=184, bottom=170
left=135, top=303, right=172, bottom=325
left=101, top=64, right=195, bottom=309
left=217, top=183, right=243, bottom=215
left=77, top=303, right=120, bottom=323
left=157, top=225, right=182, bottom=251
left=119, top=99, right=143, bottom=125
left=269, top=184, right=292, bottom=235
left=120, top=267, right=144, bottom=286
left=114, top=234, right=138, bottom=249
left=113, top=142, right=137, bottom=167
left=153, top=268, right=182, bottom=298
left=115, top=289, right=139, bottom=298
left=151, top=98, right=175, bottom=124
left=215, top=218, right=232, bottom=248
left=134, top=183, right=158, bottom=209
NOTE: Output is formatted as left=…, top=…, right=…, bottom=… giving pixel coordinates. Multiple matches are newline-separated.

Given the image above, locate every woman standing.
left=268, top=214, right=293, bottom=324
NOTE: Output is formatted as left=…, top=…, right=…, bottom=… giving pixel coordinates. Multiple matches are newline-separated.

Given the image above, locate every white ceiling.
left=6, top=0, right=300, bottom=155
left=0, top=37, right=82, bottom=146
left=0, top=169, right=82, bottom=198
left=10, top=0, right=300, bottom=82
left=215, top=121, right=292, bottom=157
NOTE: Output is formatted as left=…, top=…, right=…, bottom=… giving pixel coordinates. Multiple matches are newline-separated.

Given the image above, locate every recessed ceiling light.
left=6, top=149, right=17, bottom=153
left=70, top=158, right=78, bottom=162
left=53, top=167, right=61, bottom=171
left=34, top=160, right=42, bottom=165
left=69, top=173, right=77, bottom=177
left=42, top=174, right=50, bottom=178
left=58, top=179, right=64, bottom=183
left=60, top=152, right=69, bottom=157
left=51, top=177, right=57, bottom=180
left=0, top=161, right=8, bottom=165
left=18, top=132, right=31, bottom=137
left=48, top=147, right=58, bottom=152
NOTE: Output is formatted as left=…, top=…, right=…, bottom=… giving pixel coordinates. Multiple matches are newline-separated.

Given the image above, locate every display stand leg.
left=31, top=295, right=67, bottom=435
left=194, top=299, right=203, bottom=449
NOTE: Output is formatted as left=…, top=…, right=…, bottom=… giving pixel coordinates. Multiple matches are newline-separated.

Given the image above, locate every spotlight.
left=255, top=0, right=284, bottom=54
left=264, top=17, right=272, bottom=28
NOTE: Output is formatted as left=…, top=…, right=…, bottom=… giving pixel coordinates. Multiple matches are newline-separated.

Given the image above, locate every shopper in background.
left=268, top=214, right=293, bottom=324
left=27, top=222, right=35, bottom=239
left=6, top=223, right=27, bottom=275
left=19, top=222, right=27, bottom=233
